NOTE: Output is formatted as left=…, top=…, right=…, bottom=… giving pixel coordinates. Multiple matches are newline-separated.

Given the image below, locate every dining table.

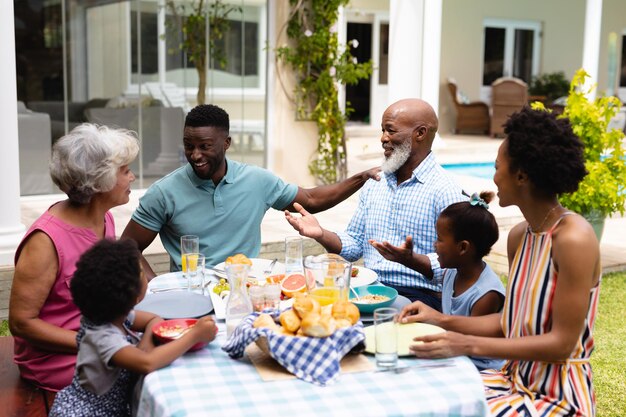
left=135, top=271, right=489, bottom=417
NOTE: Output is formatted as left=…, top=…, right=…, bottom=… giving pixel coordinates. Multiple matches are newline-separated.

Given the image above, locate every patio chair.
left=446, top=78, right=490, bottom=134
left=490, top=77, right=528, bottom=137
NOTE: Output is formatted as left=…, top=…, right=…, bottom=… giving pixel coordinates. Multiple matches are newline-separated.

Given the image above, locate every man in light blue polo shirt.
left=122, top=104, right=379, bottom=279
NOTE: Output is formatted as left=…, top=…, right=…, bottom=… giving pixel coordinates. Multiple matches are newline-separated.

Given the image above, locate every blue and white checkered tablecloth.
left=136, top=330, right=488, bottom=417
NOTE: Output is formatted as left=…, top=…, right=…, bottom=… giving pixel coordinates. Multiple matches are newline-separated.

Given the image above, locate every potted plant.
left=528, top=71, right=570, bottom=103
left=544, top=69, right=626, bottom=238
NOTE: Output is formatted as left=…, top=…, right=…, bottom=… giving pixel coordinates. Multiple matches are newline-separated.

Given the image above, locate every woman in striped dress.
left=399, top=107, right=601, bottom=416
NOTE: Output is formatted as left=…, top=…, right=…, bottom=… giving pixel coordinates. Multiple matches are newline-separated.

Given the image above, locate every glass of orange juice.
left=180, top=235, right=199, bottom=274
left=303, top=254, right=351, bottom=306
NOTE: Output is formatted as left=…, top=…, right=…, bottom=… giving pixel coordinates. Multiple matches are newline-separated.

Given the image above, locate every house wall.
left=599, top=0, right=626, bottom=95
left=439, top=0, right=586, bottom=134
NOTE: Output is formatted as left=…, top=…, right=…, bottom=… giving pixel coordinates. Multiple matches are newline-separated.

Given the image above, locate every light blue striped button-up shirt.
left=337, top=152, right=467, bottom=291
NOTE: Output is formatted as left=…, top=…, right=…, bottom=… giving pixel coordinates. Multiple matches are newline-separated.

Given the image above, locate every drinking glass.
left=224, top=264, right=253, bottom=337
left=183, top=253, right=204, bottom=292
left=374, top=307, right=398, bottom=368
left=303, top=254, right=351, bottom=306
left=180, top=235, right=199, bottom=273
left=284, top=236, right=303, bottom=277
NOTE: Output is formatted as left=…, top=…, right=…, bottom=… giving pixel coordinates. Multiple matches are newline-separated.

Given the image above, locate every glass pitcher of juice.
left=303, top=254, right=351, bottom=306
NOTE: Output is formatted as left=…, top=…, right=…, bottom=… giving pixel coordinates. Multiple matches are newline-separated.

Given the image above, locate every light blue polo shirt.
left=132, top=159, right=298, bottom=270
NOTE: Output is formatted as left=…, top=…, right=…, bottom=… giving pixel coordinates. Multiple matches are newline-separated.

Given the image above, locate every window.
left=619, top=34, right=626, bottom=101
left=162, top=4, right=263, bottom=90
left=481, top=19, right=541, bottom=101
left=131, top=11, right=159, bottom=76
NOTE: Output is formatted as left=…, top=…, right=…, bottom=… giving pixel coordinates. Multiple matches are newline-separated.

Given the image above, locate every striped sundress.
left=482, top=213, right=599, bottom=416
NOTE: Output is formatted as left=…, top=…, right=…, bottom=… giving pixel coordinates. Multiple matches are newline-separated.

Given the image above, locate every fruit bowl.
left=349, top=285, right=398, bottom=314
left=152, top=318, right=206, bottom=352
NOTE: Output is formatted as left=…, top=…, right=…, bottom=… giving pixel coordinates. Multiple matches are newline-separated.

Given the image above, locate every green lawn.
left=590, top=272, right=626, bottom=417
left=1, top=272, right=624, bottom=415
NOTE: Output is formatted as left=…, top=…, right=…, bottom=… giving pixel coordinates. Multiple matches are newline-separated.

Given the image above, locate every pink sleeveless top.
left=13, top=208, right=115, bottom=392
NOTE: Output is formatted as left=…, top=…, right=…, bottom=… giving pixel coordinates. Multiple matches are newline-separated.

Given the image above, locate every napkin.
left=222, top=311, right=365, bottom=386
left=245, top=343, right=374, bottom=382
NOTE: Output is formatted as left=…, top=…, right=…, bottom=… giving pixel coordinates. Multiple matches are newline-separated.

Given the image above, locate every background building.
left=2, top=0, right=624, bottom=263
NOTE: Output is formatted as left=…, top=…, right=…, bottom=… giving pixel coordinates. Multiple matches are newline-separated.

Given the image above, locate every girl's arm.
left=131, top=311, right=163, bottom=352
left=9, top=232, right=78, bottom=353
left=399, top=301, right=504, bottom=337
left=469, top=291, right=505, bottom=316
left=408, top=216, right=600, bottom=362
left=110, top=316, right=218, bottom=374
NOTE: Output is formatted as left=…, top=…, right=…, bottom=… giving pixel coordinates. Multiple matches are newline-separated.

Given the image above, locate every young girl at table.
left=49, top=239, right=218, bottom=417
left=369, top=191, right=505, bottom=370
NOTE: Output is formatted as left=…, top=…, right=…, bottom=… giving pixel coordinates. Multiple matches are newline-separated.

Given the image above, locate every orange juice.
left=310, top=287, right=340, bottom=306
left=182, top=253, right=198, bottom=273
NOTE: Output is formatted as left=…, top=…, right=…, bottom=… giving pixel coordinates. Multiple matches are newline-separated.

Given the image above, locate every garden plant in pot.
left=534, top=69, right=626, bottom=239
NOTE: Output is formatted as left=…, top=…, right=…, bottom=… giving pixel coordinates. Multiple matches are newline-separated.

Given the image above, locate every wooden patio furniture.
left=447, top=78, right=490, bottom=134
left=490, top=77, right=528, bottom=137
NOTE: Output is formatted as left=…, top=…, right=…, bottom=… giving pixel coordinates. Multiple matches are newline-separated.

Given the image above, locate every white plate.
left=212, top=258, right=285, bottom=280
left=359, top=295, right=412, bottom=322
left=206, top=282, right=226, bottom=320
left=314, top=265, right=378, bottom=288
left=363, top=322, right=446, bottom=356
left=135, top=291, right=213, bottom=319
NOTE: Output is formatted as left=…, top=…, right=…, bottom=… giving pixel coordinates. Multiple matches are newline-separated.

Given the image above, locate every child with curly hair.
left=49, top=239, right=217, bottom=417
left=370, top=191, right=505, bottom=370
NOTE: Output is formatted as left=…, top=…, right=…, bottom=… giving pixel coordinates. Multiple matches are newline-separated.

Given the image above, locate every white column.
left=422, top=0, right=444, bottom=148
left=389, top=0, right=444, bottom=147
left=582, top=0, right=603, bottom=100
left=0, top=1, right=26, bottom=265
left=420, top=0, right=442, bottom=117
left=388, top=0, right=424, bottom=102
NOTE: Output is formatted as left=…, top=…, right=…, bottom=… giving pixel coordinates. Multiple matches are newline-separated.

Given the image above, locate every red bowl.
left=152, top=318, right=207, bottom=352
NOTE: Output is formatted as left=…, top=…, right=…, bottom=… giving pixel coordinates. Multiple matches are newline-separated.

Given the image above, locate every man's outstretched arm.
left=285, top=167, right=380, bottom=213
left=284, top=203, right=343, bottom=254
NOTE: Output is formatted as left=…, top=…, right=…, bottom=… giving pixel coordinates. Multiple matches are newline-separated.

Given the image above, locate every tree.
left=164, top=0, right=240, bottom=105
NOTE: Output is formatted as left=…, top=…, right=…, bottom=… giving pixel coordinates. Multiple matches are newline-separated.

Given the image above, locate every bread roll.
left=292, top=294, right=321, bottom=319
left=225, top=253, right=253, bottom=265
left=278, top=327, right=295, bottom=337
left=253, top=313, right=279, bottom=331
left=331, top=300, right=360, bottom=325
left=300, top=312, right=336, bottom=337
left=335, top=318, right=352, bottom=329
left=279, top=309, right=301, bottom=333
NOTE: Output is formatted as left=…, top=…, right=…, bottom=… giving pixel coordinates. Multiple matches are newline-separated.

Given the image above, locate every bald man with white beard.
left=285, top=99, right=467, bottom=310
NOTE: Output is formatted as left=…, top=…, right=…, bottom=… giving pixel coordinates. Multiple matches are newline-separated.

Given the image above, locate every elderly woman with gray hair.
left=9, top=123, right=139, bottom=395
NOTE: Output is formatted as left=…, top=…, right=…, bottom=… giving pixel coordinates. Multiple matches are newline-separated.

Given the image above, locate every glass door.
left=480, top=19, right=541, bottom=103
left=14, top=0, right=268, bottom=195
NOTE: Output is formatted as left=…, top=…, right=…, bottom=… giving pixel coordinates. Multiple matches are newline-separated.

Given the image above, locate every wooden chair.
left=446, top=79, right=490, bottom=134
left=490, top=77, right=528, bottom=137
left=0, top=336, right=53, bottom=417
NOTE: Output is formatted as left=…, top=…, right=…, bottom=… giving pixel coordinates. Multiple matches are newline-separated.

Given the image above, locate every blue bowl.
left=349, top=285, right=398, bottom=314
